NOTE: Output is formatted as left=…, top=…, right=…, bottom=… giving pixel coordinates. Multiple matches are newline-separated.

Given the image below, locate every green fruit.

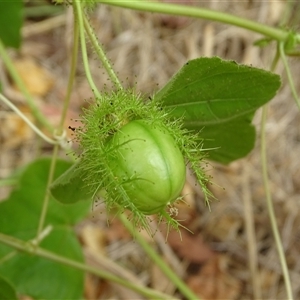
left=107, top=120, right=186, bottom=215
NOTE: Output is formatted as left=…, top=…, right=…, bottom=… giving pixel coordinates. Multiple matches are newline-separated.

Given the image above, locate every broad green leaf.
left=0, top=0, right=23, bottom=48
left=0, top=158, right=90, bottom=240
left=0, top=276, right=18, bottom=300
left=0, top=227, right=84, bottom=300
left=0, top=159, right=88, bottom=299
left=194, top=113, right=256, bottom=163
left=155, top=56, right=280, bottom=122
left=50, top=162, right=94, bottom=204
left=155, top=57, right=281, bottom=163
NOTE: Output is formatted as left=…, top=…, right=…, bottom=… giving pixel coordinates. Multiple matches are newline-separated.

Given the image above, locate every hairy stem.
left=73, top=1, right=102, bottom=100
left=58, top=12, right=80, bottom=131
left=83, top=14, right=123, bottom=91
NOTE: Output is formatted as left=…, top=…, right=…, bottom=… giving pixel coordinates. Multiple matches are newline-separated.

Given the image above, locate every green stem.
left=98, top=0, right=300, bottom=43
left=58, top=13, right=80, bottom=132
left=242, top=169, right=262, bottom=299
left=23, top=4, right=63, bottom=18
left=119, top=214, right=199, bottom=300
left=259, top=49, right=294, bottom=300
left=0, top=39, right=53, bottom=132
left=83, top=14, right=123, bottom=91
left=0, top=93, right=58, bottom=145
left=0, top=233, right=174, bottom=300
left=0, top=251, right=17, bottom=265
left=260, top=51, right=294, bottom=299
left=36, top=145, right=59, bottom=240
left=279, top=42, right=300, bottom=110
left=260, top=106, right=294, bottom=300
left=36, top=17, right=80, bottom=240
left=0, top=178, right=18, bottom=187
left=73, top=1, right=102, bottom=100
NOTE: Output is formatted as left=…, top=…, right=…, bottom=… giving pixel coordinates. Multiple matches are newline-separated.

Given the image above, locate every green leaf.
left=0, top=0, right=23, bottom=48
left=0, top=158, right=90, bottom=241
left=197, top=113, right=256, bottom=164
left=0, top=227, right=84, bottom=300
left=0, top=275, right=18, bottom=300
left=0, top=158, right=88, bottom=299
left=50, top=162, right=95, bottom=204
left=155, top=57, right=281, bottom=163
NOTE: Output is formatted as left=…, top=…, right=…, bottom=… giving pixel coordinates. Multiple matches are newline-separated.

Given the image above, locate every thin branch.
left=98, top=0, right=299, bottom=43
left=0, top=93, right=58, bottom=145
left=279, top=42, right=300, bottom=110
left=0, top=232, right=175, bottom=300
left=260, top=105, right=294, bottom=300
left=83, top=13, right=123, bottom=91
left=73, top=1, right=102, bottom=100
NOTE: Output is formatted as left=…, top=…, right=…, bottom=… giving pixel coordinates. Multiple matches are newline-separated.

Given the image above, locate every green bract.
left=76, top=90, right=212, bottom=234
left=107, top=120, right=186, bottom=215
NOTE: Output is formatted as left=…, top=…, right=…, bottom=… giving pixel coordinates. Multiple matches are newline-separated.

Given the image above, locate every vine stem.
left=73, top=1, right=102, bottom=100
left=279, top=42, right=300, bottom=110
left=36, top=13, right=79, bottom=240
left=260, top=105, right=294, bottom=300
left=260, top=105, right=293, bottom=300
left=0, top=232, right=175, bottom=300
left=58, top=13, right=80, bottom=131
left=119, top=214, right=199, bottom=300
left=242, top=166, right=262, bottom=299
left=98, top=0, right=300, bottom=43
left=36, top=145, right=59, bottom=240
left=83, top=13, right=123, bottom=91
left=0, top=39, right=53, bottom=131
left=258, top=47, right=294, bottom=300
left=0, top=93, right=58, bottom=145
left=0, top=177, right=18, bottom=187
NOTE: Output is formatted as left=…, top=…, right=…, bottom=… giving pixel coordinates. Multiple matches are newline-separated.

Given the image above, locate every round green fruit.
left=107, top=120, right=186, bottom=215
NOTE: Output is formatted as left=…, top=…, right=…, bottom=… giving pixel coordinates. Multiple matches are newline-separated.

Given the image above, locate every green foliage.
left=200, top=113, right=256, bottom=163
left=0, top=158, right=90, bottom=236
left=0, top=158, right=89, bottom=299
left=0, top=276, right=17, bottom=300
left=155, top=57, right=281, bottom=164
left=0, top=0, right=23, bottom=48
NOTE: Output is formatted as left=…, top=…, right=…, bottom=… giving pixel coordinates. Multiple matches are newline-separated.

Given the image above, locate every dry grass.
left=1, top=1, right=300, bottom=299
